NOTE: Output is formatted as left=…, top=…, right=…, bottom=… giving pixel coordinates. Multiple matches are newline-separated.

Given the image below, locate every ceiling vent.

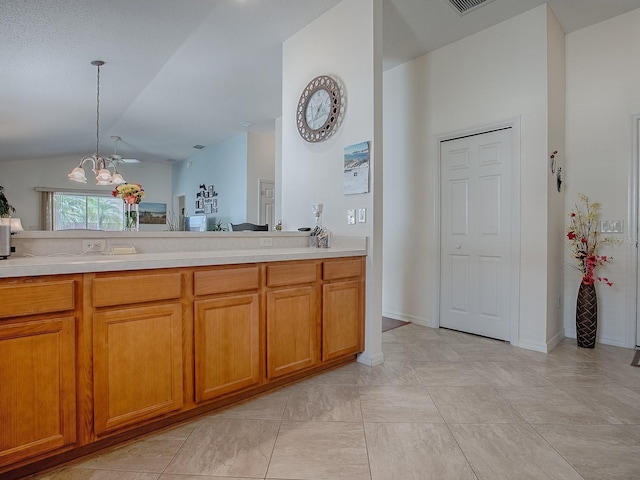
left=447, top=0, right=495, bottom=15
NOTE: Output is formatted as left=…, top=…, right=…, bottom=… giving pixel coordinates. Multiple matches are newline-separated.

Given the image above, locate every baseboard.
left=382, top=310, right=432, bottom=327
left=565, top=330, right=630, bottom=348
left=490, top=329, right=564, bottom=353
left=517, top=339, right=550, bottom=353
left=546, top=329, right=565, bottom=352
left=595, top=336, right=629, bottom=348
left=357, top=351, right=385, bottom=366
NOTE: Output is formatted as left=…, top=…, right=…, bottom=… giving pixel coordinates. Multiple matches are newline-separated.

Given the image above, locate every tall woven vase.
left=575, top=282, right=597, bottom=348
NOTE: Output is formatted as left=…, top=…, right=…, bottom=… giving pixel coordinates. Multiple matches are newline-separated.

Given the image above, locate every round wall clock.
left=296, top=74, right=345, bottom=143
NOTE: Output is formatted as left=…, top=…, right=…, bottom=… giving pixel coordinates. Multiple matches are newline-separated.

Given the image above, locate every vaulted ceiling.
left=1, top=0, right=639, bottom=164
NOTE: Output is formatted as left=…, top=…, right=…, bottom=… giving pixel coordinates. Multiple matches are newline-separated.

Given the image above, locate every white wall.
left=172, top=133, right=248, bottom=225
left=281, top=0, right=384, bottom=365
left=564, top=8, right=640, bottom=348
left=246, top=132, right=275, bottom=225
left=383, top=5, right=555, bottom=351
left=0, top=155, right=172, bottom=231
left=545, top=6, right=566, bottom=347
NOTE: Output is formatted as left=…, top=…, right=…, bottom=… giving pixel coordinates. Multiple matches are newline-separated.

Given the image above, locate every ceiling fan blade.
left=109, top=136, right=141, bottom=164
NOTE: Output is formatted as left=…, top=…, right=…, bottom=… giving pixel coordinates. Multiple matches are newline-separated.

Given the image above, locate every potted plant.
left=0, top=186, right=15, bottom=218
left=210, top=218, right=228, bottom=231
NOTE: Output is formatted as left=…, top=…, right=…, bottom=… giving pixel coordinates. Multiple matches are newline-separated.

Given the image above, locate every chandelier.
left=67, top=60, right=126, bottom=186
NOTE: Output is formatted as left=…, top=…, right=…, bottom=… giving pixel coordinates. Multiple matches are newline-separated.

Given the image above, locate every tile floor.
left=30, top=323, right=640, bottom=480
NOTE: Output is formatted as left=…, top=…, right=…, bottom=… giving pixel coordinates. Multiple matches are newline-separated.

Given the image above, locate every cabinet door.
left=322, top=280, right=364, bottom=361
left=0, top=316, right=76, bottom=467
left=194, top=294, right=260, bottom=402
left=266, top=286, right=318, bottom=379
left=93, top=303, right=183, bottom=435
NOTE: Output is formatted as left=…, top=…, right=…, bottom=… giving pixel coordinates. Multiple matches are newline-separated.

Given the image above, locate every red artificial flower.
left=582, top=275, right=595, bottom=285
left=567, top=232, right=576, bottom=240
left=570, top=212, right=576, bottom=217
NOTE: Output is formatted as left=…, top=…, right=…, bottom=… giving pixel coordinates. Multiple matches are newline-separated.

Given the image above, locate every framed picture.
left=343, top=141, right=370, bottom=195
left=208, top=185, right=214, bottom=196
left=204, top=204, right=212, bottom=214
left=138, top=202, right=167, bottom=225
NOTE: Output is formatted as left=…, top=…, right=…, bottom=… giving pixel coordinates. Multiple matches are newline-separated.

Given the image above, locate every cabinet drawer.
left=323, top=258, right=363, bottom=281
left=92, top=272, right=182, bottom=307
left=0, top=280, right=75, bottom=318
left=194, top=266, right=259, bottom=296
left=266, top=262, right=317, bottom=287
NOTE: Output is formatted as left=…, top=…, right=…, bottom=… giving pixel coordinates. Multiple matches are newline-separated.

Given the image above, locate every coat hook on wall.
left=556, top=167, right=562, bottom=192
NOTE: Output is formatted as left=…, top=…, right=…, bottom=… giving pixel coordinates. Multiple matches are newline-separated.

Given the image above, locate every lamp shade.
left=68, top=166, right=87, bottom=183
left=95, top=168, right=112, bottom=183
left=111, top=173, right=125, bottom=185
left=0, top=217, right=23, bottom=232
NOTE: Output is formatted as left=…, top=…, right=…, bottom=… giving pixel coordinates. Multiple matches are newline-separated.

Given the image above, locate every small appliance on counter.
left=0, top=225, right=14, bottom=259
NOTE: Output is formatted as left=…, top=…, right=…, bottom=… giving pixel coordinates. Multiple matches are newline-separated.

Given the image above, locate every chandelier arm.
left=80, top=155, right=97, bottom=172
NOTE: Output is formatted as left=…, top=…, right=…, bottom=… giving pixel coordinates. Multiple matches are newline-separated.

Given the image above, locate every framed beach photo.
left=138, top=202, right=167, bottom=225
left=343, top=141, right=370, bottom=195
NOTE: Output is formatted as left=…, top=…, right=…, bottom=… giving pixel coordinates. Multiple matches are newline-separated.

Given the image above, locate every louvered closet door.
left=440, top=128, right=513, bottom=341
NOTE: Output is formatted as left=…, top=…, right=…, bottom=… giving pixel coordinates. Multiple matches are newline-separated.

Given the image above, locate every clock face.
left=305, top=89, right=331, bottom=130
left=297, top=75, right=345, bottom=143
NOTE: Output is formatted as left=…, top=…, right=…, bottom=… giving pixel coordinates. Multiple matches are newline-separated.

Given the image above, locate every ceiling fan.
left=109, top=135, right=141, bottom=164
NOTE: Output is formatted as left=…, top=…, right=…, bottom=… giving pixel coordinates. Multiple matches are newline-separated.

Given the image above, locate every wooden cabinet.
left=0, top=277, right=78, bottom=469
left=91, top=272, right=184, bottom=435
left=194, top=266, right=260, bottom=402
left=265, top=262, right=319, bottom=379
left=0, top=256, right=365, bottom=478
left=322, top=258, right=365, bottom=361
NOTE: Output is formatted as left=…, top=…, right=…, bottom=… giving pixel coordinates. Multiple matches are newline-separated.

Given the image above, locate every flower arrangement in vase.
left=566, top=193, right=617, bottom=348
left=112, top=183, right=144, bottom=231
left=566, top=193, right=616, bottom=286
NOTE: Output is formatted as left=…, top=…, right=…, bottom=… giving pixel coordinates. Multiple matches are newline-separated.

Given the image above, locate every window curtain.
left=40, top=191, right=54, bottom=231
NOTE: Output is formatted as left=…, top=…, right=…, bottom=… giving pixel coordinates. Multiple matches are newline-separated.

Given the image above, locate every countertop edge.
left=0, top=247, right=368, bottom=278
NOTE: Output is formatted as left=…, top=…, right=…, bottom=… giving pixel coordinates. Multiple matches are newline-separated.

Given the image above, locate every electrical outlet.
left=82, top=239, right=105, bottom=252
left=259, top=237, right=273, bottom=247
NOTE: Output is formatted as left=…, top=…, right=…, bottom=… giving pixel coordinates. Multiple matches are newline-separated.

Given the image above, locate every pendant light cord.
left=95, top=63, right=100, bottom=157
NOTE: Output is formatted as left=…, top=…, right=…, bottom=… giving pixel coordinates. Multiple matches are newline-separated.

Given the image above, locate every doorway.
left=173, top=194, right=186, bottom=231
left=439, top=127, right=514, bottom=341
left=260, top=180, right=275, bottom=230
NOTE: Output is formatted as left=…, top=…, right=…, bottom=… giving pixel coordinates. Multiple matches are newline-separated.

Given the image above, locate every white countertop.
left=0, top=246, right=367, bottom=278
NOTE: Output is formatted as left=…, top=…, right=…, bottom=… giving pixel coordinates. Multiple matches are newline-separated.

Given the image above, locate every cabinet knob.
left=455, top=244, right=461, bottom=249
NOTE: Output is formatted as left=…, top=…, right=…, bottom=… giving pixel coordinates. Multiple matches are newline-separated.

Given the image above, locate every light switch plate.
left=347, top=209, right=356, bottom=225
left=600, top=220, right=624, bottom=233
left=358, top=208, right=366, bottom=223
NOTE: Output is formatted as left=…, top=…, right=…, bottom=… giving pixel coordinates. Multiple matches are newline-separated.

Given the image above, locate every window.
left=53, top=192, right=124, bottom=231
